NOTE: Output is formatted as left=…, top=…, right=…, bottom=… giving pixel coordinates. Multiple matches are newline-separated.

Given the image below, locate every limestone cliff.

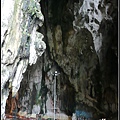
left=1, top=0, right=46, bottom=119
left=1, top=0, right=118, bottom=119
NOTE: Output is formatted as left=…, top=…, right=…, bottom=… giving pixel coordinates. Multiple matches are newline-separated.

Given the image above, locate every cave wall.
left=39, top=0, right=118, bottom=119
left=1, top=0, right=46, bottom=119
left=1, top=0, right=118, bottom=120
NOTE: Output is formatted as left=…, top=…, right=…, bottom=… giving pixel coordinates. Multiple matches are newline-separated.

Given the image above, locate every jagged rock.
left=1, top=0, right=118, bottom=119
left=1, top=0, right=45, bottom=119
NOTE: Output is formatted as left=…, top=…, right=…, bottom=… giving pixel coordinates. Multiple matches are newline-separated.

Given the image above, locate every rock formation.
left=1, top=0, right=118, bottom=119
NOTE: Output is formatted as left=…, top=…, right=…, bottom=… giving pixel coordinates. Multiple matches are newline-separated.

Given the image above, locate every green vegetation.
left=22, top=0, right=42, bottom=18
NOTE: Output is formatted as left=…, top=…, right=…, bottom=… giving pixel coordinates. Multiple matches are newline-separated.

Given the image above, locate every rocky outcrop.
left=1, top=0, right=118, bottom=119
left=1, top=0, right=46, bottom=119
